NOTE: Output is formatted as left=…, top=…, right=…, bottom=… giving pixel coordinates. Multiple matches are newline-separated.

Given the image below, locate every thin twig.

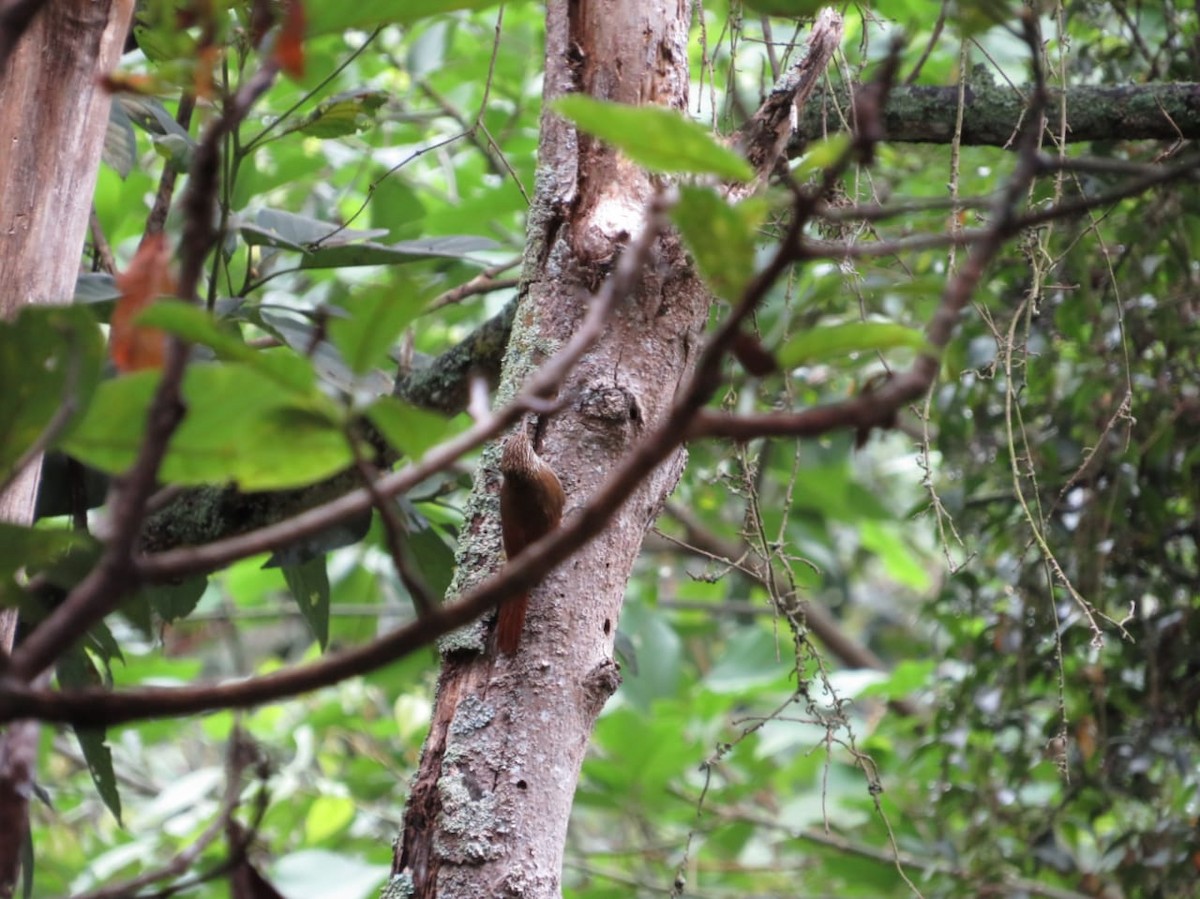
left=0, top=186, right=676, bottom=726
left=425, top=261, right=520, bottom=313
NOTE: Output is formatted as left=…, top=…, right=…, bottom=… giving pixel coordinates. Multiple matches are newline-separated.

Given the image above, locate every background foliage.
left=7, top=0, right=1198, bottom=896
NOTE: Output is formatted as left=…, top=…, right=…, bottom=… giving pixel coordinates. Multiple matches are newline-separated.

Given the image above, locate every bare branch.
left=0, top=188, right=676, bottom=726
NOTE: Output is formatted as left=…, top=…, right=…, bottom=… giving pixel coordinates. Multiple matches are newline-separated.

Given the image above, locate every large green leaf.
left=282, top=556, right=331, bottom=650
left=103, top=100, right=136, bottom=178
left=136, top=301, right=316, bottom=396
left=328, top=281, right=431, bottom=376
left=0, top=526, right=95, bottom=611
left=239, top=209, right=501, bottom=268
left=296, top=236, right=502, bottom=269
left=673, top=186, right=767, bottom=301
left=240, top=208, right=388, bottom=251
left=381, top=500, right=458, bottom=605
left=365, top=396, right=457, bottom=460
left=63, top=364, right=353, bottom=490
left=306, top=1, right=514, bottom=36
left=0, top=305, right=104, bottom=483
left=143, top=576, right=209, bottom=624
left=57, top=649, right=122, bottom=824
left=777, top=321, right=931, bottom=369
left=286, top=90, right=390, bottom=139
left=553, top=96, right=753, bottom=182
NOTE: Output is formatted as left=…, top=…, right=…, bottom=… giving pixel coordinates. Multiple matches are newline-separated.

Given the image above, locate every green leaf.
left=270, top=851, right=387, bottom=899
left=85, top=620, right=124, bottom=669
left=57, top=649, right=121, bottom=824
left=265, top=509, right=374, bottom=567
left=304, top=795, right=355, bottom=843
left=0, top=305, right=104, bottom=483
left=860, top=659, right=936, bottom=700
left=365, top=397, right=457, bottom=460
left=777, top=321, right=932, bottom=369
left=103, top=100, right=136, bottom=178
left=136, top=301, right=316, bottom=395
left=793, top=134, right=852, bottom=179
left=328, top=282, right=430, bottom=376
left=743, top=0, right=826, bottom=15
left=63, top=364, right=353, bottom=490
left=704, top=627, right=792, bottom=693
left=860, top=520, right=931, bottom=591
left=403, top=504, right=456, bottom=599
left=73, top=273, right=121, bottom=306
left=74, top=727, right=122, bottom=824
left=0, top=525, right=93, bottom=583
left=287, top=89, right=390, bottom=139
left=673, top=186, right=766, bottom=300
left=617, top=604, right=682, bottom=710
left=949, top=0, right=1019, bottom=37
left=283, top=556, right=331, bottom=650
left=553, top=96, right=753, bottom=182
left=297, top=236, right=502, bottom=270
left=115, top=95, right=193, bottom=143
left=306, top=1, right=513, bottom=36
left=239, top=209, right=501, bottom=268
left=143, top=576, right=209, bottom=624
left=241, top=208, right=388, bottom=251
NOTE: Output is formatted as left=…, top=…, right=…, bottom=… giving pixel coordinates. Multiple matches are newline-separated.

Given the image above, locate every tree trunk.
left=393, top=1, right=710, bottom=895
left=0, top=4, right=131, bottom=895
left=0, top=0, right=133, bottom=594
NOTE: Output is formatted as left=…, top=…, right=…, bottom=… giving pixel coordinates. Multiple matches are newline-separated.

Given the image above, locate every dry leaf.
left=276, top=0, right=306, bottom=79
left=110, top=233, right=174, bottom=372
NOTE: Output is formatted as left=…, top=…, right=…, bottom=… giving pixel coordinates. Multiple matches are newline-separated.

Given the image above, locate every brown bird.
left=497, top=426, right=565, bottom=654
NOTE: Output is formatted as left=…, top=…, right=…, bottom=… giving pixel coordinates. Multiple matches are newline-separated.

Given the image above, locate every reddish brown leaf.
left=276, top=0, right=306, bottom=80
left=110, top=234, right=174, bottom=373
left=192, top=44, right=220, bottom=99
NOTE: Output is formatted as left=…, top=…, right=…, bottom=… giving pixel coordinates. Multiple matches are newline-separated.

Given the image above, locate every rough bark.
left=0, top=3, right=134, bottom=895
left=0, top=0, right=132, bottom=540
left=391, top=1, right=711, bottom=895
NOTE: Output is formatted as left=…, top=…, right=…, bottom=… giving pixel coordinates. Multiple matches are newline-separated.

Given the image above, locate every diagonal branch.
left=0, top=12, right=857, bottom=729
left=0, top=185, right=677, bottom=727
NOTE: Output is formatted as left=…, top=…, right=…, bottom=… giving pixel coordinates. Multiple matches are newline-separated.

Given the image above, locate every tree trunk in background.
left=0, top=5, right=131, bottom=895
left=394, top=1, right=711, bottom=895
left=0, top=0, right=133, bottom=645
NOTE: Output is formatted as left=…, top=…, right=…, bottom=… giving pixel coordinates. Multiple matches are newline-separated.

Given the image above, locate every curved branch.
left=0, top=189, right=676, bottom=725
